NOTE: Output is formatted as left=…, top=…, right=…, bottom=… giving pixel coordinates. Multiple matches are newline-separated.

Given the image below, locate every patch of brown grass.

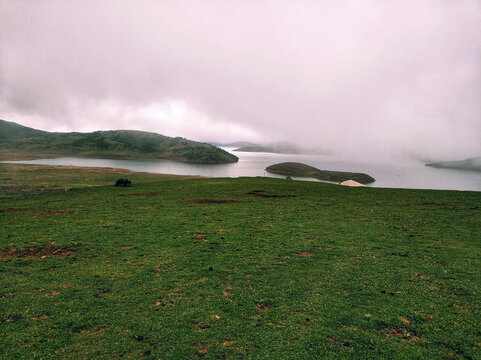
left=256, top=303, right=272, bottom=311
left=297, top=252, right=313, bottom=257
left=247, top=190, right=297, bottom=198
left=184, top=199, right=246, bottom=204
left=24, top=210, right=78, bottom=216
left=0, top=208, right=29, bottom=213
left=381, top=326, right=419, bottom=340
left=197, top=345, right=208, bottom=356
left=0, top=246, right=75, bottom=260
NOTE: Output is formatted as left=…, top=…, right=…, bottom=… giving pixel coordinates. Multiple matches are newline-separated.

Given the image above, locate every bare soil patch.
left=247, top=190, right=296, bottom=198
left=24, top=210, right=78, bottom=216
left=3, top=315, right=22, bottom=323
left=255, top=303, right=272, bottom=311
left=0, top=208, right=29, bottom=213
left=297, top=252, right=313, bottom=257
left=381, top=326, right=419, bottom=340
left=330, top=338, right=353, bottom=347
left=184, top=200, right=246, bottom=204
left=0, top=246, right=75, bottom=260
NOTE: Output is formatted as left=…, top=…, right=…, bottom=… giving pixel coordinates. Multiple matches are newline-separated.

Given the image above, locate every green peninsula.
left=266, top=162, right=375, bottom=184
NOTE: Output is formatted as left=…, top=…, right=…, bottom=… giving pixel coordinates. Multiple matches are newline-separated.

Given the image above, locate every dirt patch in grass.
left=247, top=190, right=297, bottom=198
left=184, top=199, right=246, bottom=204
left=3, top=315, right=22, bottom=323
left=256, top=303, right=272, bottom=311
left=297, top=252, right=313, bottom=257
left=381, top=326, right=419, bottom=340
left=196, top=344, right=209, bottom=357
left=330, top=338, right=353, bottom=347
left=24, top=210, right=78, bottom=216
left=118, top=193, right=159, bottom=196
left=0, top=208, right=29, bottom=213
left=0, top=184, right=71, bottom=197
left=0, top=246, right=75, bottom=260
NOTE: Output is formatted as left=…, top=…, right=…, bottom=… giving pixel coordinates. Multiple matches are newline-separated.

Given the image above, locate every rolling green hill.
left=266, top=162, right=375, bottom=184
left=0, top=120, right=238, bottom=164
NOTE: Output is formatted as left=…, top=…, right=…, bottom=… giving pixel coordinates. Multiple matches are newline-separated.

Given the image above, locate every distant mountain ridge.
left=0, top=120, right=238, bottom=164
left=234, top=141, right=326, bottom=155
left=426, top=157, right=481, bottom=172
left=207, top=141, right=256, bottom=147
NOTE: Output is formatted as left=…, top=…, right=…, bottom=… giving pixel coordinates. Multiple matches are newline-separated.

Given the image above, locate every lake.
left=3, top=148, right=481, bottom=191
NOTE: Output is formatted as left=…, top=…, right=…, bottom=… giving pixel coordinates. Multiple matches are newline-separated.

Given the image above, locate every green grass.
left=0, top=163, right=202, bottom=197
left=1, top=165, right=480, bottom=359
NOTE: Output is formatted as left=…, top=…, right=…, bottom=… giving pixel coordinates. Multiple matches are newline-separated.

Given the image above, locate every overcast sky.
left=1, top=0, right=480, bottom=159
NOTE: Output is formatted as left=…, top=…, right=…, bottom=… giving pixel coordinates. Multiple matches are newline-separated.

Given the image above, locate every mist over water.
left=1, top=1, right=480, bottom=161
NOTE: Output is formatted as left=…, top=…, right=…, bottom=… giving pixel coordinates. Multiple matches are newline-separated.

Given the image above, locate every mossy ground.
left=1, top=164, right=480, bottom=359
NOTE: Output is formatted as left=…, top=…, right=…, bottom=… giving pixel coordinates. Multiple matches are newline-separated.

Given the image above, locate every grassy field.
left=1, top=164, right=480, bottom=359
left=0, top=164, right=202, bottom=197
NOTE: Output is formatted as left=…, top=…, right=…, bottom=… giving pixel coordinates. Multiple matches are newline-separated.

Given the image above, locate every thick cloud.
left=1, top=0, right=480, bottom=159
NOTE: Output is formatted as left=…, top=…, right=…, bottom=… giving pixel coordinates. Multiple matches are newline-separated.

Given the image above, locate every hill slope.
left=426, top=157, right=481, bottom=172
left=266, top=162, right=375, bottom=184
left=0, top=120, right=238, bottom=163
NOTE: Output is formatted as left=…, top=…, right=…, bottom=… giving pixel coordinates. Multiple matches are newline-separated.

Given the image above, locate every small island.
left=426, top=157, right=481, bottom=172
left=266, top=162, right=375, bottom=184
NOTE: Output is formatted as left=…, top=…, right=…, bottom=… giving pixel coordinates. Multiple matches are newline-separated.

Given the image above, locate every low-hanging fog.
left=1, top=0, right=480, bottom=160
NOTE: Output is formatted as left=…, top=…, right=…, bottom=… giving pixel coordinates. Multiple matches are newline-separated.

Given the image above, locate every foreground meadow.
left=1, top=164, right=480, bottom=359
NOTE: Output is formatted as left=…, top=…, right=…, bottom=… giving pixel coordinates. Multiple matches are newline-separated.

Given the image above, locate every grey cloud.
left=1, top=0, right=480, bottom=159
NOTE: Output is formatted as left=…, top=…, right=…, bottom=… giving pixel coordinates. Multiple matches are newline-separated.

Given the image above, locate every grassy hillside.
left=266, top=162, right=375, bottom=184
left=0, top=119, right=48, bottom=140
left=426, top=157, right=481, bottom=172
left=1, top=164, right=480, bottom=359
left=0, top=120, right=238, bottom=164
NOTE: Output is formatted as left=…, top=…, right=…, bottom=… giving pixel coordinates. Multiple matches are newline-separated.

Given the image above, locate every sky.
left=1, top=0, right=480, bottom=160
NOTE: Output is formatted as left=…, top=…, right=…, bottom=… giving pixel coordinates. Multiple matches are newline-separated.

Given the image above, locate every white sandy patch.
left=339, top=180, right=366, bottom=187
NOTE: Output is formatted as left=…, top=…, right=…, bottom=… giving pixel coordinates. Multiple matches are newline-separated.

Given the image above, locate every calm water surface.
left=4, top=148, right=481, bottom=191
